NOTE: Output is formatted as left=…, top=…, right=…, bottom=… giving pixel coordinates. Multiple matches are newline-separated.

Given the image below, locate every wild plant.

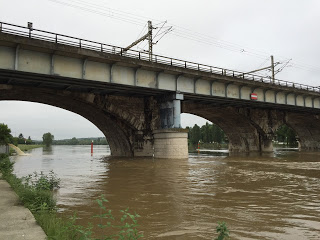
left=214, top=222, right=230, bottom=240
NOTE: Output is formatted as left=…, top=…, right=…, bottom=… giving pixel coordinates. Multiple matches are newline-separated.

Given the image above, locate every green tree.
left=26, top=136, right=33, bottom=145
left=191, top=124, right=201, bottom=145
left=286, top=127, right=297, bottom=146
left=70, top=137, right=79, bottom=145
left=201, top=122, right=210, bottom=143
left=275, top=125, right=287, bottom=142
left=11, top=137, right=19, bottom=146
left=212, top=124, right=224, bottom=144
left=17, top=133, right=25, bottom=144
left=0, top=123, right=13, bottom=145
left=275, top=125, right=297, bottom=146
left=42, top=132, right=54, bottom=147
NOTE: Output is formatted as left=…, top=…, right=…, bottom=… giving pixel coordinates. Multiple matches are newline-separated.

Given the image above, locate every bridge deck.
left=0, top=21, right=320, bottom=113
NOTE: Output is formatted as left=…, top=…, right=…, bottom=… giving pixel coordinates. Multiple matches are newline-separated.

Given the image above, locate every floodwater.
left=12, top=146, right=320, bottom=239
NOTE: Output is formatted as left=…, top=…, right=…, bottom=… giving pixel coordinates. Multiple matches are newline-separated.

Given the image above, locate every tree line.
left=187, top=122, right=298, bottom=147
left=0, top=127, right=35, bottom=146
left=53, top=137, right=108, bottom=145
left=1, top=121, right=297, bottom=149
left=274, top=125, right=297, bottom=146
left=187, top=122, right=226, bottom=145
left=0, top=124, right=108, bottom=147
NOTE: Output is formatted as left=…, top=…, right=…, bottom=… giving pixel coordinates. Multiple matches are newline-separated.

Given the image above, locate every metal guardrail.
left=0, top=21, right=319, bottom=93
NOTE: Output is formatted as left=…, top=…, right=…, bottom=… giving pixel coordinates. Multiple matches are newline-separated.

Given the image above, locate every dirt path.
left=8, top=144, right=30, bottom=156
left=0, top=173, right=47, bottom=240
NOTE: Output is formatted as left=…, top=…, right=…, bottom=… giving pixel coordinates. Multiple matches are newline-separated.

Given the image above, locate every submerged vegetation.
left=214, top=222, right=230, bottom=240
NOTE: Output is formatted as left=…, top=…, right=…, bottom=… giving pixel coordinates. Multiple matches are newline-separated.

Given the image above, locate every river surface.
left=11, top=145, right=320, bottom=239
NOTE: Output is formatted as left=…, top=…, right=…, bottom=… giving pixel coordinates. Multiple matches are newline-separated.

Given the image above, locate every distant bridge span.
left=0, top=22, right=319, bottom=157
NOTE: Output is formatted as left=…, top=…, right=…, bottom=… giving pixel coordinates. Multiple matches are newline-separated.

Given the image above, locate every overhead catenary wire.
left=47, top=0, right=147, bottom=26
left=46, top=0, right=320, bottom=74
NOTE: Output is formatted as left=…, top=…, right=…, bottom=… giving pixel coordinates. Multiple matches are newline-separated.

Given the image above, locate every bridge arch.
left=182, top=102, right=262, bottom=152
left=0, top=84, right=159, bottom=157
left=182, top=113, right=227, bottom=149
left=182, top=102, right=320, bottom=152
left=285, top=112, right=320, bottom=150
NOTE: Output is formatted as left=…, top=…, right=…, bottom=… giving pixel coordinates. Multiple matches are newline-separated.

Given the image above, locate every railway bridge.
left=0, top=22, right=319, bottom=158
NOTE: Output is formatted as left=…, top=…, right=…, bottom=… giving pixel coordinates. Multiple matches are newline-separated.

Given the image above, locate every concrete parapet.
left=153, top=129, right=188, bottom=159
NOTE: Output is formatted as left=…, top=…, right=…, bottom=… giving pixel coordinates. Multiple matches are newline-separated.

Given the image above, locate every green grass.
left=17, top=144, right=44, bottom=152
left=0, top=153, right=83, bottom=239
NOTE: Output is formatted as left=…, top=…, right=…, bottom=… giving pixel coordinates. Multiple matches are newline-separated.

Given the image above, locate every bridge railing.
left=0, top=21, right=319, bottom=94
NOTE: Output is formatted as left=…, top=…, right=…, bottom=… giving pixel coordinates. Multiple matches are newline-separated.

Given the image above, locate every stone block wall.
left=153, top=130, right=188, bottom=159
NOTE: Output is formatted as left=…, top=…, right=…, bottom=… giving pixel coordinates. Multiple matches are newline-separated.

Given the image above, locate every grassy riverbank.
left=0, top=154, right=143, bottom=239
left=0, top=153, right=89, bottom=239
left=17, top=144, right=44, bottom=151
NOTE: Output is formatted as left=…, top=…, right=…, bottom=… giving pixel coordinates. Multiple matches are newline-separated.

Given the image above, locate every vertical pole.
left=197, top=140, right=200, bottom=154
left=271, top=55, right=275, bottom=84
left=148, top=20, right=152, bottom=61
left=173, top=99, right=181, bottom=128
left=91, top=140, right=93, bottom=156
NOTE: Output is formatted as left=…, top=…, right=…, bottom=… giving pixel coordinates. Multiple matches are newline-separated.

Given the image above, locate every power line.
left=47, top=0, right=146, bottom=26
left=46, top=0, right=320, bottom=73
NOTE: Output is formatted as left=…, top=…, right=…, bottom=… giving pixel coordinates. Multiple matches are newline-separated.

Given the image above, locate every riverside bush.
left=23, top=170, right=61, bottom=191
left=0, top=154, right=143, bottom=239
left=92, top=195, right=143, bottom=240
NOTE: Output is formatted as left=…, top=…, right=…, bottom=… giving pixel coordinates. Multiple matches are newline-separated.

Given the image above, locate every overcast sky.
left=1, top=0, right=320, bottom=140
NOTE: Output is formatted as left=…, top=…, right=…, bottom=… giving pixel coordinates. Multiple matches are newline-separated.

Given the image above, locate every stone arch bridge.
left=0, top=22, right=319, bottom=158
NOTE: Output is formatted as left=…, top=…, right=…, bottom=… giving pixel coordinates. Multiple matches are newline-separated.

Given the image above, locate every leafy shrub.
left=0, top=154, right=14, bottom=176
left=93, top=195, right=143, bottom=240
left=23, top=170, right=61, bottom=191
left=215, top=222, right=229, bottom=240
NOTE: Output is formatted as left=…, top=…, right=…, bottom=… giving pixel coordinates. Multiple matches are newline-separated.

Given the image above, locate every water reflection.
left=11, top=146, right=320, bottom=239
left=42, top=146, right=53, bottom=155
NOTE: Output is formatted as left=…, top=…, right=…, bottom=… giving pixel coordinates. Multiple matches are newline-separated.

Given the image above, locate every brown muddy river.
left=12, top=146, right=320, bottom=239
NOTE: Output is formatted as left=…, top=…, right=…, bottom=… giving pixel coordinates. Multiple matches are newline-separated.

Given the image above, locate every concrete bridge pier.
left=259, top=135, right=274, bottom=152
left=153, top=93, right=188, bottom=159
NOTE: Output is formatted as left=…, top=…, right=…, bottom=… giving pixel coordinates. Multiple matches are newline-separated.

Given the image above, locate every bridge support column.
left=160, top=93, right=184, bottom=128
left=153, top=129, right=188, bottom=159
left=260, top=135, right=273, bottom=152
left=154, top=93, right=188, bottom=158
